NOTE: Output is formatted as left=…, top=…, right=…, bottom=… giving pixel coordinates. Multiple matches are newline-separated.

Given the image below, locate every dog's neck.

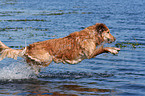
left=80, top=28, right=104, bottom=45
left=95, top=34, right=104, bottom=45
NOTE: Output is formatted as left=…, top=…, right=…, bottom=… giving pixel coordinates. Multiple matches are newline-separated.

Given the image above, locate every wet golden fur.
left=0, top=23, right=120, bottom=74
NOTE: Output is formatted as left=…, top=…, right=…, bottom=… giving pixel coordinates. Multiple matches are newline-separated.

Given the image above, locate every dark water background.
left=0, top=0, right=145, bottom=95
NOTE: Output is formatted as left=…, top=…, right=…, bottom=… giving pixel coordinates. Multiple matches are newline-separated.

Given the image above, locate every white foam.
left=0, top=62, right=37, bottom=80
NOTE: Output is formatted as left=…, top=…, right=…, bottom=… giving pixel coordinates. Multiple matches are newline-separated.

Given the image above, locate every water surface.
left=0, top=0, right=145, bottom=95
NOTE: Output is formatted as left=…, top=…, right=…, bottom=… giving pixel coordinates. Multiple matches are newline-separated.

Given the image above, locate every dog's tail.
left=0, top=41, right=26, bottom=61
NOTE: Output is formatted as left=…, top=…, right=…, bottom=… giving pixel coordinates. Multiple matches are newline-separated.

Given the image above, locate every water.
left=0, top=0, right=145, bottom=95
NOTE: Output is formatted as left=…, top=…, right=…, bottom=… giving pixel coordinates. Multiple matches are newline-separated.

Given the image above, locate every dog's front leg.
left=89, top=45, right=105, bottom=58
left=89, top=46, right=120, bottom=58
left=104, top=47, right=120, bottom=54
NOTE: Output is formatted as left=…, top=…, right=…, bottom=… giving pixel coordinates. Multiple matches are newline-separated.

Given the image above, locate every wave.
left=39, top=71, right=114, bottom=79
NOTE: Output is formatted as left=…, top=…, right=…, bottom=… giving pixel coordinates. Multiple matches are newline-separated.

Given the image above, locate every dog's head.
left=95, top=23, right=116, bottom=43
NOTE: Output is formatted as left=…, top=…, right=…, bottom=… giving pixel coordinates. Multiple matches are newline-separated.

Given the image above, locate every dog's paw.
left=104, top=47, right=120, bottom=54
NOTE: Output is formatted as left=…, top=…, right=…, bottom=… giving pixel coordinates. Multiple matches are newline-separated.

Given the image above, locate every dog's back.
left=25, top=31, right=96, bottom=64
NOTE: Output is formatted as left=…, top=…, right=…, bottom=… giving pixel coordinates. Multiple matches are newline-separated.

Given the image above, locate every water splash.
left=0, top=62, right=37, bottom=80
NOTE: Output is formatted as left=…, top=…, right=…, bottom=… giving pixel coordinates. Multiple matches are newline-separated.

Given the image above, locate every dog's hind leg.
left=24, top=51, right=53, bottom=75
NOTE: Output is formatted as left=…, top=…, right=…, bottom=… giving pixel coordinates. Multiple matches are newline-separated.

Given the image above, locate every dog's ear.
left=96, top=23, right=108, bottom=34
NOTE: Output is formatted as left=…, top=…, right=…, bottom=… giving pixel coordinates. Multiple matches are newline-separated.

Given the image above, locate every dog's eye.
left=107, top=32, right=109, bottom=34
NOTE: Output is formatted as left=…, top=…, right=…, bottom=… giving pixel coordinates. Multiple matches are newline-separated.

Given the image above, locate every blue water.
left=0, top=0, right=145, bottom=95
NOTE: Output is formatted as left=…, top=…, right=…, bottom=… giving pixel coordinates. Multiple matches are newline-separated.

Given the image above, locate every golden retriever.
left=0, top=23, right=120, bottom=74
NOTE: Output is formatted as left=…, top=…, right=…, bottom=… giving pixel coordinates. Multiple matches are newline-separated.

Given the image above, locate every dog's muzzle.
left=107, top=37, right=116, bottom=43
